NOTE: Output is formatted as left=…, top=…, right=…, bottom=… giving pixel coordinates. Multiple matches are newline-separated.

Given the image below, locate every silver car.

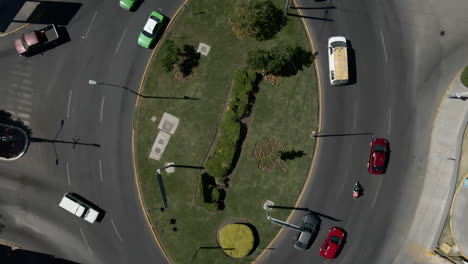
left=293, top=213, right=320, bottom=251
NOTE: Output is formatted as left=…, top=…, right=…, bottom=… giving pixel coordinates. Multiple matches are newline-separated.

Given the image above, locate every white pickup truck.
left=59, top=193, right=99, bottom=224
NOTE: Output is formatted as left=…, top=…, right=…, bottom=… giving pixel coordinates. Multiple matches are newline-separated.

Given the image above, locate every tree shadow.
left=282, top=47, right=314, bottom=76
left=0, top=110, right=32, bottom=138
left=280, top=150, right=306, bottom=161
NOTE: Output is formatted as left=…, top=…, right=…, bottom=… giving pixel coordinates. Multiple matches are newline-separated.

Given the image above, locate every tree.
left=178, top=45, right=200, bottom=77
left=160, top=39, right=180, bottom=72
left=252, top=0, right=287, bottom=41
left=231, top=0, right=287, bottom=41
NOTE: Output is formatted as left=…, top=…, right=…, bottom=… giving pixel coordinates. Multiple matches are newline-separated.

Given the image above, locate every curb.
left=0, top=24, right=30, bottom=37
left=449, top=172, right=468, bottom=260
left=132, top=1, right=191, bottom=264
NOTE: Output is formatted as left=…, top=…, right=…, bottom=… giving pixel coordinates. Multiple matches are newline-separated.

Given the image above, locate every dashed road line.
left=80, top=228, right=93, bottom=255
left=99, top=160, right=103, bottom=183
left=66, top=162, right=71, bottom=186
left=115, top=27, right=127, bottom=54
left=371, top=177, right=384, bottom=208
left=380, top=31, right=388, bottom=63
left=67, top=90, right=72, bottom=118
left=100, top=96, right=105, bottom=123
left=387, top=108, right=392, bottom=135
left=82, top=11, right=98, bottom=39
left=111, top=219, right=124, bottom=242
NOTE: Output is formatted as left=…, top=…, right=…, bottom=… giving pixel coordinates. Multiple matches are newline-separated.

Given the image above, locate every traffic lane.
left=263, top=0, right=416, bottom=263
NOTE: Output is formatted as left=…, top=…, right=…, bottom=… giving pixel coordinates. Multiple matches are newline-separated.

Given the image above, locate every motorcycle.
left=353, top=182, right=362, bottom=199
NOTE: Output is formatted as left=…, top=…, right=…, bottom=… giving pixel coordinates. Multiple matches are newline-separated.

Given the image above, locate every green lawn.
left=461, top=66, right=468, bottom=88
left=134, top=0, right=318, bottom=263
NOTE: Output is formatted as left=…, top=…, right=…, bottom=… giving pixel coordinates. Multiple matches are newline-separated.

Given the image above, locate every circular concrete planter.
left=0, top=124, right=29, bottom=161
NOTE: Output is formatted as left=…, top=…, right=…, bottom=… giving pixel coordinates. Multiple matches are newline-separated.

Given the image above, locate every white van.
left=59, top=193, right=99, bottom=223
left=328, top=36, right=349, bottom=85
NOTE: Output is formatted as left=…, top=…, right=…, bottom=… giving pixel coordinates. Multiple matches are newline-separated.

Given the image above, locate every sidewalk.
left=451, top=74, right=468, bottom=260
left=393, top=73, right=468, bottom=264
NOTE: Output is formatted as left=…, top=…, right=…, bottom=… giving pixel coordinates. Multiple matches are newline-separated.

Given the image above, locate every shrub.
left=160, top=39, right=180, bottom=72
left=219, top=224, right=255, bottom=258
left=204, top=69, right=256, bottom=179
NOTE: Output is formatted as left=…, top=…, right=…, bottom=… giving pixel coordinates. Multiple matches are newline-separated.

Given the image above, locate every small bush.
left=219, top=224, right=255, bottom=258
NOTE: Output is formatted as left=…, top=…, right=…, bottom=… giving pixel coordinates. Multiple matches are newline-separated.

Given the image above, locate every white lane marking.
left=99, top=96, right=105, bottom=123
left=353, top=102, right=358, bottom=128
left=82, top=11, right=98, bottom=39
left=99, top=160, right=103, bottom=183
left=111, top=219, right=124, bottom=242
left=67, top=90, right=72, bottom=118
left=380, top=31, right=388, bottom=62
left=371, top=177, right=384, bottom=208
left=66, top=162, right=71, bottom=186
left=80, top=228, right=93, bottom=255
left=17, top=112, right=30, bottom=119
left=387, top=108, right=392, bottom=135
left=115, top=27, right=127, bottom=54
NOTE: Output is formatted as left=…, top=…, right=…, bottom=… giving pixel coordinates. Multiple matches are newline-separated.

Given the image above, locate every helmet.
left=353, top=191, right=359, bottom=198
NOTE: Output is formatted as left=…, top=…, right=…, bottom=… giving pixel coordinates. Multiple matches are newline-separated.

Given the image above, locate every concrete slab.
left=149, top=131, right=171, bottom=161
left=197, top=43, right=211, bottom=56
left=158, top=113, right=179, bottom=135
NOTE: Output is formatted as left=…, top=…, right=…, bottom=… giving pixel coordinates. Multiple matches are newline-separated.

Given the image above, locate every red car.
left=367, top=138, right=389, bottom=174
left=320, top=227, right=345, bottom=259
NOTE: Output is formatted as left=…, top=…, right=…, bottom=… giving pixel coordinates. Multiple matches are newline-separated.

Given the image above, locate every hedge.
left=204, top=69, right=257, bottom=179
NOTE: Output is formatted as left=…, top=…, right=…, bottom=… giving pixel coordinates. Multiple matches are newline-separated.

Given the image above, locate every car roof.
left=144, top=18, right=158, bottom=34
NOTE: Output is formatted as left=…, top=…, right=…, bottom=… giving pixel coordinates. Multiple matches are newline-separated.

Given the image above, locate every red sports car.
left=320, top=227, right=345, bottom=259
left=367, top=138, right=389, bottom=174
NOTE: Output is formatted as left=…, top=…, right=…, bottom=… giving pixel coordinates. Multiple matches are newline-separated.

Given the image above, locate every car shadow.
left=129, top=0, right=144, bottom=12
left=148, top=16, right=169, bottom=49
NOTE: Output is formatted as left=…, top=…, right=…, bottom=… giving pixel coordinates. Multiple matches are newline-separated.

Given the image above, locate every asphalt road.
left=0, top=0, right=183, bottom=263
left=258, top=0, right=468, bottom=263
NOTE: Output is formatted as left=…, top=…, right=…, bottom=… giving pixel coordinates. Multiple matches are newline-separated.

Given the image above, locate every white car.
left=59, top=193, right=99, bottom=223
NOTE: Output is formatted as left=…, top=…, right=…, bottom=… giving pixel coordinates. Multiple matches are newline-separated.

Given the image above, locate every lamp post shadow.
left=88, top=80, right=200, bottom=100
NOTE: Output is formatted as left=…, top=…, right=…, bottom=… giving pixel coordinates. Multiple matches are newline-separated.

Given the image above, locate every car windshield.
left=20, top=35, right=29, bottom=50
left=330, top=41, right=346, bottom=48
left=373, top=165, right=382, bottom=171
left=142, top=16, right=160, bottom=38
left=330, top=235, right=341, bottom=244
left=374, top=145, right=386, bottom=152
